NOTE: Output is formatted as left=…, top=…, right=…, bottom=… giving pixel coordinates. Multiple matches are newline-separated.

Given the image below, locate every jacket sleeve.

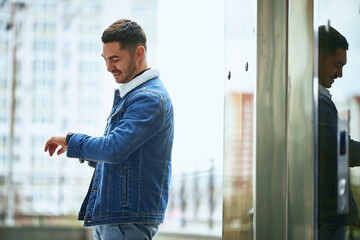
left=66, top=91, right=166, bottom=164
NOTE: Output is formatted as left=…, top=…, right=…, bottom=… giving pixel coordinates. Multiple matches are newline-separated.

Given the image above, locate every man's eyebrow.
left=336, top=61, right=346, bottom=66
left=101, top=54, right=120, bottom=59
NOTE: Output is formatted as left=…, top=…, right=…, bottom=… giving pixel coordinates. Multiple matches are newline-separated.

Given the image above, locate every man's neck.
left=132, top=62, right=148, bottom=80
left=133, top=60, right=148, bottom=77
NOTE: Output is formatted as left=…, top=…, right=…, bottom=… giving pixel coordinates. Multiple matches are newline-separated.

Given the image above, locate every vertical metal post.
left=287, top=1, right=315, bottom=239
left=5, top=1, right=25, bottom=226
left=5, top=2, right=18, bottom=226
left=256, top=0, right=288, bottom=238
left=256, top=0, right=315, bottom=239
left=209, top=158, right=215, bottom=229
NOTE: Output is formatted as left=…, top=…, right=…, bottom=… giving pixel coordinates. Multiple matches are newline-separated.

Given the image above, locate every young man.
left=318, top=25, right=360, bottom=239
left=45, top=19, right=174, bottom=240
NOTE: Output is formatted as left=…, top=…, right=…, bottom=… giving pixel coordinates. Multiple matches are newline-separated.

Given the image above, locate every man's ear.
left=135, top=46, right=145, bottom=61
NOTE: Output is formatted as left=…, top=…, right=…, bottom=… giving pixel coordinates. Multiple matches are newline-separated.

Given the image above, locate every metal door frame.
left=255, top=0, right=316, bottom=239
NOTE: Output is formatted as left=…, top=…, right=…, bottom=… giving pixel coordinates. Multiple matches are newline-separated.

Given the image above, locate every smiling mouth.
left=112, top=72, right=121, bottom=78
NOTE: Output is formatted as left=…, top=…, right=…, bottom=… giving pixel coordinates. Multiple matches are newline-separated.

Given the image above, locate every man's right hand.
left=44, top=136, right=67, bottom=156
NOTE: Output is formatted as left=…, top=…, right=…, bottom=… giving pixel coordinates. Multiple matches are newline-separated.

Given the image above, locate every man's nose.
left=106, top=61, right=115, bottom=72
left=337, top=67, right=343, bottom=78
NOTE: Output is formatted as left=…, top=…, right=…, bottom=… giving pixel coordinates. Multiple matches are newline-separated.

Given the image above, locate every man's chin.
left=114, top=78, right=122, bottom=84
left=114, top=75, right=124, bottom=83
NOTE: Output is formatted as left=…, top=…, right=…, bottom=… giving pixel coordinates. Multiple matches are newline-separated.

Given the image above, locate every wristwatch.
left=66, top=132, right=74, bottom=145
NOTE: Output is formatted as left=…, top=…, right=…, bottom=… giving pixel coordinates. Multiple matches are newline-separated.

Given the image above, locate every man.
left=318, top=25, right=360, bottom=239
left=45, top=19, right=174, bottom=240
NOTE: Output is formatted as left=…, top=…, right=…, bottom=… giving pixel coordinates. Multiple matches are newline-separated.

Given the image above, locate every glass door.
left=223, top=0, right=256, bottom=239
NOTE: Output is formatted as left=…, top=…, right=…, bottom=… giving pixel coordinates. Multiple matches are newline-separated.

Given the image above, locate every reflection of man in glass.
left=318, top=25, right=360, bottom=239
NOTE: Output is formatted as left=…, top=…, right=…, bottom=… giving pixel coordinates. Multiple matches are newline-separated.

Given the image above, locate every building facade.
left=0, top=0, right=158, bottom=224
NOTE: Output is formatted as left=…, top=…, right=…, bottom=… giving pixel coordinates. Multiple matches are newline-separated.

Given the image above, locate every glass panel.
left=223, top=0, right=256, bottom=239
left=317, top=0, right=360, bottom=238
left=1, top=0, right=225, bottom=239
left=156, top=1, right=224, bottom=237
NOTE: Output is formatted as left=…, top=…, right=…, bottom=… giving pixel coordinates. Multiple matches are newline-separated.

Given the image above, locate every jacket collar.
left=319, top=84, right=332, bottom=99
left=119, top=69, right=160, bottom=98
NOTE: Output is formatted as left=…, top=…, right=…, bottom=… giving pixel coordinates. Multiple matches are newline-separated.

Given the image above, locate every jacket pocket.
left=120, top=168, right=129, bottom=206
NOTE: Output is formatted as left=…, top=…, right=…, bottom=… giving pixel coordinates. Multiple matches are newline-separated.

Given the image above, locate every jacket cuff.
left=67, top=133, right=87, bottom=159
left=66, top=133, right=74, bottom=145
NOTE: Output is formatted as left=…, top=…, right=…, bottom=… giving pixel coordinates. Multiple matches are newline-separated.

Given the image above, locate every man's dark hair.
left=319, top=25, right=348, bottom=56
left=102, top=19, right=147, bottom=53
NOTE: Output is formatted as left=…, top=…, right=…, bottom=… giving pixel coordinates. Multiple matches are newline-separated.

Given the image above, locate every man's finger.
left=50, top=147, right=54, bottom=156
left=44, top=139, right=51, bottom=152
left=45, top=136, right=66, bottom=156
left=57, top=147, right=67, bottom=155
left=49, top=144, right=57, bottom=156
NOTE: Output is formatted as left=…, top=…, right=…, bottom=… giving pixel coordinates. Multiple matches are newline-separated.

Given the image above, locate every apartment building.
left=0, top=0, right=157, bottom=224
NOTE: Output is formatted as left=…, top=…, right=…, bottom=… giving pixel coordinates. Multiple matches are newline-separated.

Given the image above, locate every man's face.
left=102, top=42, right=138, bottom=84
left=319, top=48, right=347, bottom=88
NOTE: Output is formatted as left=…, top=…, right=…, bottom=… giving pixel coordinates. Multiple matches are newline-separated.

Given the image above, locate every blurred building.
left=0, top=0, right=157, bottom=225
left=223, top=92, right=254, bottom=238
left=224, top=93, right=254, bottom=191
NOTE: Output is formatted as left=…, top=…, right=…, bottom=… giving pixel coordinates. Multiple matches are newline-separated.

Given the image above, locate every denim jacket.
left=66, top=69, right=174, bottom=226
